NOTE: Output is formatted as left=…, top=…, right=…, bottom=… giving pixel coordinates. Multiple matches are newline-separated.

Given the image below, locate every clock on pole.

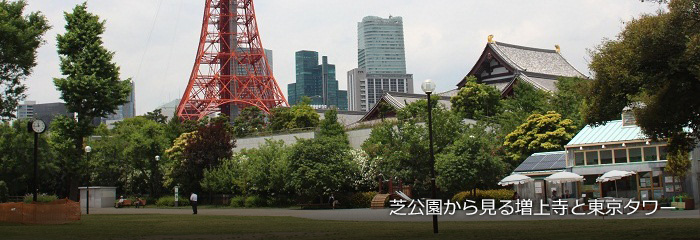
left=31, top=119, right=46, bottom=133
left=28, top=119, right=46, bottom=202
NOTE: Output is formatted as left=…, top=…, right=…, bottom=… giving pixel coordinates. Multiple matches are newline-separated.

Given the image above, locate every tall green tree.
left=362, top=99, right=464, bottom=196
left=318, top=108, right=347, bottom=143
left=110, top=117, right=169, bottom=196
left=268, top=107, right=293, bottom=131
left=288, top=137, right=353, bottom=203
left=144, top=108, right=167, bottom=124
left=289, top=96, right=319, bottom=129
left=52, top=3, right=131, bottom=200
left=164, top=118, right=235, bottom=193
left=585, top=0, right=700, bottom=152
left=503, top=111, right=577, bottom=168
left=436, top=123, right=506, bottom=195
left=450, top=76, right=501, bottom=120
left=233, top=106, right=265, bottom=137
left=551, top=77, right=590, bottom=129
left=0, top=0, right=50, bottom=119
left=494, top=82, right=552, bottom=137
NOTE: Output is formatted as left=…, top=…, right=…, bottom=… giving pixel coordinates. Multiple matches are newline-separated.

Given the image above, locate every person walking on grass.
left=190, top=192, right=198, bottom=214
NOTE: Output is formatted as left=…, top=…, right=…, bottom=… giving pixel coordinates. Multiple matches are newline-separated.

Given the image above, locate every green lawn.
left=1, top=215, right=699, bottom=240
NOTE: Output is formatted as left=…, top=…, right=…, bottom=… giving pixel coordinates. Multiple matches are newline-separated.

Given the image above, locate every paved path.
left=84, top=207, right=700, bottom=222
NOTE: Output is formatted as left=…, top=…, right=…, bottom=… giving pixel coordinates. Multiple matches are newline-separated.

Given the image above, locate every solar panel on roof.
left=514, top=151, right=566, bottom=172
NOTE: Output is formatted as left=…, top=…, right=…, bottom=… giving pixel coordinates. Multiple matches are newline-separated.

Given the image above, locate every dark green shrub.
left=155, top=196, right=190, bottom=207
left=23, top=194, right=58, bottom=203
left=244, top=196, right=265, bottom=208
left=0, top=181, right=8, bottom=203
left=347, top=192, right=377, bottom=208
left=230, top=196, right=245, bottom=208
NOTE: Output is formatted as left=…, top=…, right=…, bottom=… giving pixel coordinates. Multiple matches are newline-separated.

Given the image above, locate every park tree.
left=503, top=111, right=577, bottom=168
left=585, top=0, right=700, bottom=153
left=551, top=77, right=591, bottom=129
left=268, top=107, right=293, bottom=131
left=0, top=0, right=50, bottom=119
left=494, top=82, right=552, bottom=136
left=239, top=139, right=291, bottom=198
left=289, top=96, right=319, bottom=129
left=436, top=124, right=506, bottom=195
left=363, top=100, right=464, bottom=195
left=201, top=153, right=247, bottom=195
left=110, top=117, right=169, bottom=196
left=164, top=118, right=235, bottom=193
left=232, top=106, right=265, bottom=137
left=450, top=76, right=501, bottom=120
left=144, top=108, right=168, bottom=124
left=318, top=108, right=347, bottom=143
left=52, top=3, right=132, bottom=200
left=288, top=137, right=353, bottom=203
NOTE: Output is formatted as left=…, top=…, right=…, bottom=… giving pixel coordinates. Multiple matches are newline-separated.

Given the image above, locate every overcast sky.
left=23, top=0, right=663, bottom=115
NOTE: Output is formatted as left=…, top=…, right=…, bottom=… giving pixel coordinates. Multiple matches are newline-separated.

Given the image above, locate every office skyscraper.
left=349, top=16, right=413, bottom=111
left=288, top=51, right=347, bottom=110
left=358, top=16, right=407, bottom=74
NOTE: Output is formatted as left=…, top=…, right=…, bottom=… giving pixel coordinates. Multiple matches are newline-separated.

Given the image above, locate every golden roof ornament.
left=555, top=44, right=561, bottom=53
left=488, top=35, right=494, bottom=43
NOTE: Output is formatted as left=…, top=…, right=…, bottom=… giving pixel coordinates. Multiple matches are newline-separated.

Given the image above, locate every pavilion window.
left=629, top=148, right=642, bottom=162
left=658, top=146, right=668, bottom=160
left=644, top=147, right=658, bottom=161
left=586, top=151, right=599, bottom=165
left=574, top=152, right=585, bottom=166
left=600, top=150, right=613, bottom=164
left=614, top=149, right=627, bottom=164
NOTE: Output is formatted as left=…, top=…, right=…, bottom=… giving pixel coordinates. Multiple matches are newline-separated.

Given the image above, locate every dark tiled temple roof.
left=491, top=42, right=585, bottom=78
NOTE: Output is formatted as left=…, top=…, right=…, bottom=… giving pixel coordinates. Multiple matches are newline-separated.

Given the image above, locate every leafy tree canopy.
left=503, top=111, right=577, bottom=168
left=52, top=3, right=132, bottom=200
left=0, top=0, right=50, bottom=119
left=318, top=108, right=347, bottom=143
left=288, top=137, right=353, bottom=202
left=436, top=123, right=506, bottom=195
left=144, top=108, right=168, bottom=124
left=233, top=106, right=265, bottom=137
left=450, top=76, right=501, bottom=120
left=585, top=0, right=700, bottom=151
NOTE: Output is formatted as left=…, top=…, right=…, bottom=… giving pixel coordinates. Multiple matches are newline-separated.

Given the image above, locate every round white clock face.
left=32, top=120, right=46, bottom=133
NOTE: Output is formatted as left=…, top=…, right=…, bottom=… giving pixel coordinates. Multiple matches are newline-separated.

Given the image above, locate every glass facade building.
left=358, top=16, right=407, bottom=74
left=288, top=51, right=347, bottom=110
left=349, top=16, right=413, bottom=112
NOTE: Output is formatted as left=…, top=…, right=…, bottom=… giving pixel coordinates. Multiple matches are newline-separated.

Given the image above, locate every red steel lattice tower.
left=177, top=0, right=287, bottom=120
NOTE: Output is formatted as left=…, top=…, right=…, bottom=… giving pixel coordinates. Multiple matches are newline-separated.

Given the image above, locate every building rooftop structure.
left=513, top=151, right=566, bottom=173
left=458, top=36, right=587, bottom=96
left=357, top=92, right=453, bottom=123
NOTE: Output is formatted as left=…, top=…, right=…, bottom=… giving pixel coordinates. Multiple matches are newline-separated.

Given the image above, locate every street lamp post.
left=155, top=155, right=160, bottom=197
left=85, top=145, right=92, bottom=215
left=421, top=79, right=438, bottom=234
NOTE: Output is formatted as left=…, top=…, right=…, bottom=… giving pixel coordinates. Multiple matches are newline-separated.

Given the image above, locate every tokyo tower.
left=177, top=0, right=288, bottom=120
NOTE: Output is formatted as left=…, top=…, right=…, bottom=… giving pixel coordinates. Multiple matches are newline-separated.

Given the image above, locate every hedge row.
left=155, top=196, right=190, bottom=207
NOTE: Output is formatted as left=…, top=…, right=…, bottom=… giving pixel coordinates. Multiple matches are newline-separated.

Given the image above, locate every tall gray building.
left=104, top=81, right=135, bottom=122
left=358, top=16, right=407, bottom=74
left=347, top=68, right=413, bottom=111
left=349, top=16, right=413, bottom=111
left=16, top=101, right=73, bottom=127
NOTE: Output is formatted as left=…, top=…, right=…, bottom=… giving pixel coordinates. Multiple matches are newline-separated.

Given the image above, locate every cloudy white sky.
left=23, top=0, right=663, bottom=115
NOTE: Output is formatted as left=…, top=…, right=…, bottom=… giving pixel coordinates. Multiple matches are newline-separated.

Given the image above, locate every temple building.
left=458, top=35, right=586, bottom=96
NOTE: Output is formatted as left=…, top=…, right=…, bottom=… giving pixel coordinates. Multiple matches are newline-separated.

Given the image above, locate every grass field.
left=1, top=215, right=700, bottom=240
